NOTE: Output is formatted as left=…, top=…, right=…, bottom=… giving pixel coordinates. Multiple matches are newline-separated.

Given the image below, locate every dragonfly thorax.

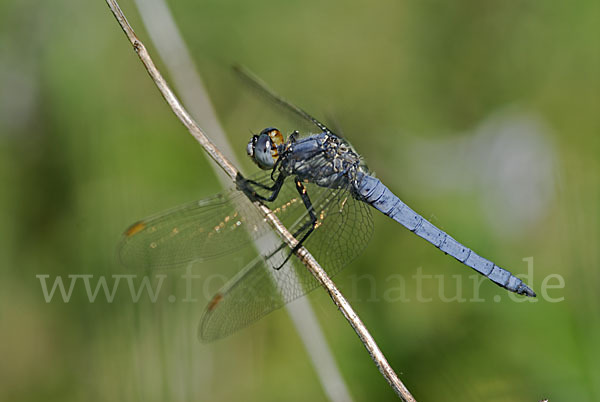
left=280, top=132, right=364, bottom=190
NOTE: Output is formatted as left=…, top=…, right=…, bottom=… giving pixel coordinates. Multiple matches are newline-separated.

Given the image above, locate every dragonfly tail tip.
left=519, top=284, right=536, bottom=298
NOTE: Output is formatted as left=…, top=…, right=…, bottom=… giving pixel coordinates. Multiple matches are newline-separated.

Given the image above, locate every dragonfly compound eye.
left=252, top=133, right=277, bottom=170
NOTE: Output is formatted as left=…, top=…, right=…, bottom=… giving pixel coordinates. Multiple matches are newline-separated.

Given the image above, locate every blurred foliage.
left=1, top=0, right=598, bottom=401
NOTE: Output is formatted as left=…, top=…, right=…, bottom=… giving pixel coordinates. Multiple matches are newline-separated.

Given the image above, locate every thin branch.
left=104, top=1, right=416, bottom=400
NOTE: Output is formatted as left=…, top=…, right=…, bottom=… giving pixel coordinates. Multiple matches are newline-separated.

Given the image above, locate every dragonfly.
left=119, top=68, right=536, bottom=342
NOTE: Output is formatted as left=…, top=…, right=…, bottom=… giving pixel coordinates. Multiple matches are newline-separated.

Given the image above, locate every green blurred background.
left=1, top=0, right=598, bottom=401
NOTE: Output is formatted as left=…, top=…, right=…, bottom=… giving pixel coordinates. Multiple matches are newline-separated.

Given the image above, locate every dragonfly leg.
left=241, top=174, right=281, bottom=191
left=270, top=157, right=284, bottom=181
left=265, top=218, right=315, bottom=262
left=237, top=172, right=286, bottom=202
left=275, top=177, right=317, bottom=270
left=264, top=203, right=319, bottom=262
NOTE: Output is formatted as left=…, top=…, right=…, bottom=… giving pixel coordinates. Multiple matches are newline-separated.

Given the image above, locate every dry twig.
left=104, top=1, right=416, bottom=400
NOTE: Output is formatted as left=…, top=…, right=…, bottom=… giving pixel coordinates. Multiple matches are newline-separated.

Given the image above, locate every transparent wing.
left=234, top=65, right=338, bottom=138
left=199, top=183, right=374, bottom=341
left=118, top=172, right=301, bottom=269
left=119, top=161, right=374, bottom=341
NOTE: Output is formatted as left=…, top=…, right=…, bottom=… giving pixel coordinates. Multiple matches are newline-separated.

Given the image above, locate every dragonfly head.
left=246, top=127, right=284, bottom=170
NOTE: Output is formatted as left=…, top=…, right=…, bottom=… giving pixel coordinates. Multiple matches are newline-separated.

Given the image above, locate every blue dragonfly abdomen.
left=356, top=174, right=535, bottom=297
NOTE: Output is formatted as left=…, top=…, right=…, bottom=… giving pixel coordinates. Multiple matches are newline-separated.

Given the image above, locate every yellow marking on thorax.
left=268, top=129, right=284, bottom=145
